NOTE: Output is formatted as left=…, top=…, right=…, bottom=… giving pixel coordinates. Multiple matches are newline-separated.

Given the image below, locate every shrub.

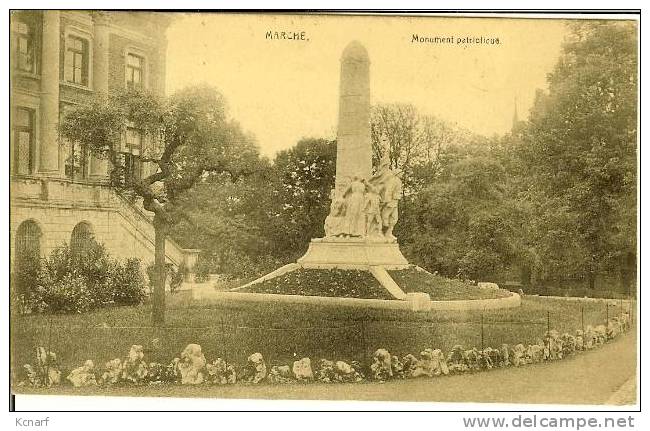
left=32, top=272, right=93, bottom=314
left=73, top=241, right=116, bottom=306
left=146, top=262, right=185, bottom=294
left=194, top=256, right=213, bottom=283
left=42, top=242, right=115, bottom=308
left=458, top=249, right=504, bottom=281
left=220, top=252, right=255, bottom=280
left=13, top=256, right=42, bottom=296
left=113, top=258, right=147, bottom=305
left=11, top=255, right=43, bottom=314
left=19, top=242, right=148, bottom=313
left=169, top=263, right=186, bottom=293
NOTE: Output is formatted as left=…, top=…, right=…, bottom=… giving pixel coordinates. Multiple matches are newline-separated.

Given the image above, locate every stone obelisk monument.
left=222, top=40, right=514, bottom=308
left=298, top=41, right=409, bottom=269
left=335, top=41, right=372, bottom=190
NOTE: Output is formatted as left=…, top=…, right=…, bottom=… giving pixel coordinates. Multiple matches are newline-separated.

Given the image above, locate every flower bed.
left=389, top=268, right=512, bottom=300
left=236, top=269, right=395, bottom=300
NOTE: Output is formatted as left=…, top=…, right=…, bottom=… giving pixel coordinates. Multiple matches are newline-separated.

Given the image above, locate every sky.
left=165, top=13, right=569, bottom=157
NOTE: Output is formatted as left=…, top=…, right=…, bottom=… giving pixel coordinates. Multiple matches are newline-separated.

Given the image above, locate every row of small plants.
left=16, top=313, right=631, bottom=389
left=12, top=241, right=147, bottom=314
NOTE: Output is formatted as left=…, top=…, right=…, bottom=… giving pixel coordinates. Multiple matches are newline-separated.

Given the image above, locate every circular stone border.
left=428, top=292, right=521, bottom=311
left=192, top=287, right=521, bottom=312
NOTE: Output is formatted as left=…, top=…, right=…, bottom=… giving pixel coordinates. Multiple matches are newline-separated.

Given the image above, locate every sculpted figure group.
left=324, top=151, right=403, bottom=242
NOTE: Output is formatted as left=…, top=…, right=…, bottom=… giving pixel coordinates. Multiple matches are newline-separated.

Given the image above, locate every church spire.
left=512, top=95, right=519, bottom=130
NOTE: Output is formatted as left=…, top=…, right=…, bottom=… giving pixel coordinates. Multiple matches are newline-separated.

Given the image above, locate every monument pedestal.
left=297, top=238, right=410, bottom=269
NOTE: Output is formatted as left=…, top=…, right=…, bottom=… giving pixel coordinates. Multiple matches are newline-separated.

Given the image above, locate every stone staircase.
left=112, top=192, right=188, bottom=268
left=10, top=177, right=199, bottom=275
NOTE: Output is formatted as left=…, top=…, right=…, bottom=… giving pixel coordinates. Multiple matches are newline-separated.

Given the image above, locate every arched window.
left=70, top=222, right=94, bottom=256
left=14, top=220, right=41, bottom=271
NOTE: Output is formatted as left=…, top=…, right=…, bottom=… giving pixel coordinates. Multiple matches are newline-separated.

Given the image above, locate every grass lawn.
left=506, top=284, right=635, bottom=300
left=389, top=268, right=511, bottom=300
left=11, top=292, right=633, bottom=384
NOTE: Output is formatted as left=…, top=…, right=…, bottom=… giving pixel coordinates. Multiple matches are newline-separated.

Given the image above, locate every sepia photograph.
left=7, top=9, right=639, bottom=413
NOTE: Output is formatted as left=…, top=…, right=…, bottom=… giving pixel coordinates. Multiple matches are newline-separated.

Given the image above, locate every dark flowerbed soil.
left=236, top=269, right=395, bottom=300
left=389, top=267, right=512, bottom=300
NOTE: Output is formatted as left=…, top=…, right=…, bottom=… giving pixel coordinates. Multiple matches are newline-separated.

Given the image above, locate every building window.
left=14, top=219, right=41, bottom=296
left=14, top=220, right=42, bottom=295
left=123, top=127, right=143, bottom=182
left=65, top=142, right=88, bottom=179
left=126, top=53, right=144, bottom=89
left=13, top=20, right=35, bottom=73
left=13, top=107, right=35, bottom=175
left=70, top=222, right=94, bottom=256
left=15, top=220, right=42, bottom=269
left=61, top=104, right=88, bottom=179
left=64, top=36, right=89, bottom=86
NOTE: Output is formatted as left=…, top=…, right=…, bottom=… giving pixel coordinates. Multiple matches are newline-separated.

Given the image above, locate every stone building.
left=10, top=11, right=199, bottom=278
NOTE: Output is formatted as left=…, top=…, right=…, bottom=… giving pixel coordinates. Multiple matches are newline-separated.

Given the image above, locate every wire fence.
left=12, top=299, right=635, bottom=373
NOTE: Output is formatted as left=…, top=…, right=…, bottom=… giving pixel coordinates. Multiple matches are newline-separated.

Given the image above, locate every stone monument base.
left=211, top=238, right=521, bottom=311
left=297, top=238, right=410, bottom=269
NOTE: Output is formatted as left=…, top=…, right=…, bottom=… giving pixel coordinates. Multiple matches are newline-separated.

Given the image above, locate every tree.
left=168, top=137, right=336, bottom=279
left=60, top=85, right=259, bottom=325
left=370, top=103, right=479, bottom=194
left=371, top=103, right=423, bottom=172
left=170, top=158, right=277, bottom=278
left=397, top=143, right=521, bottom=281
left=267, top=138, right=336, bottom=254
left=517, top=21, right=637, bottom=289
